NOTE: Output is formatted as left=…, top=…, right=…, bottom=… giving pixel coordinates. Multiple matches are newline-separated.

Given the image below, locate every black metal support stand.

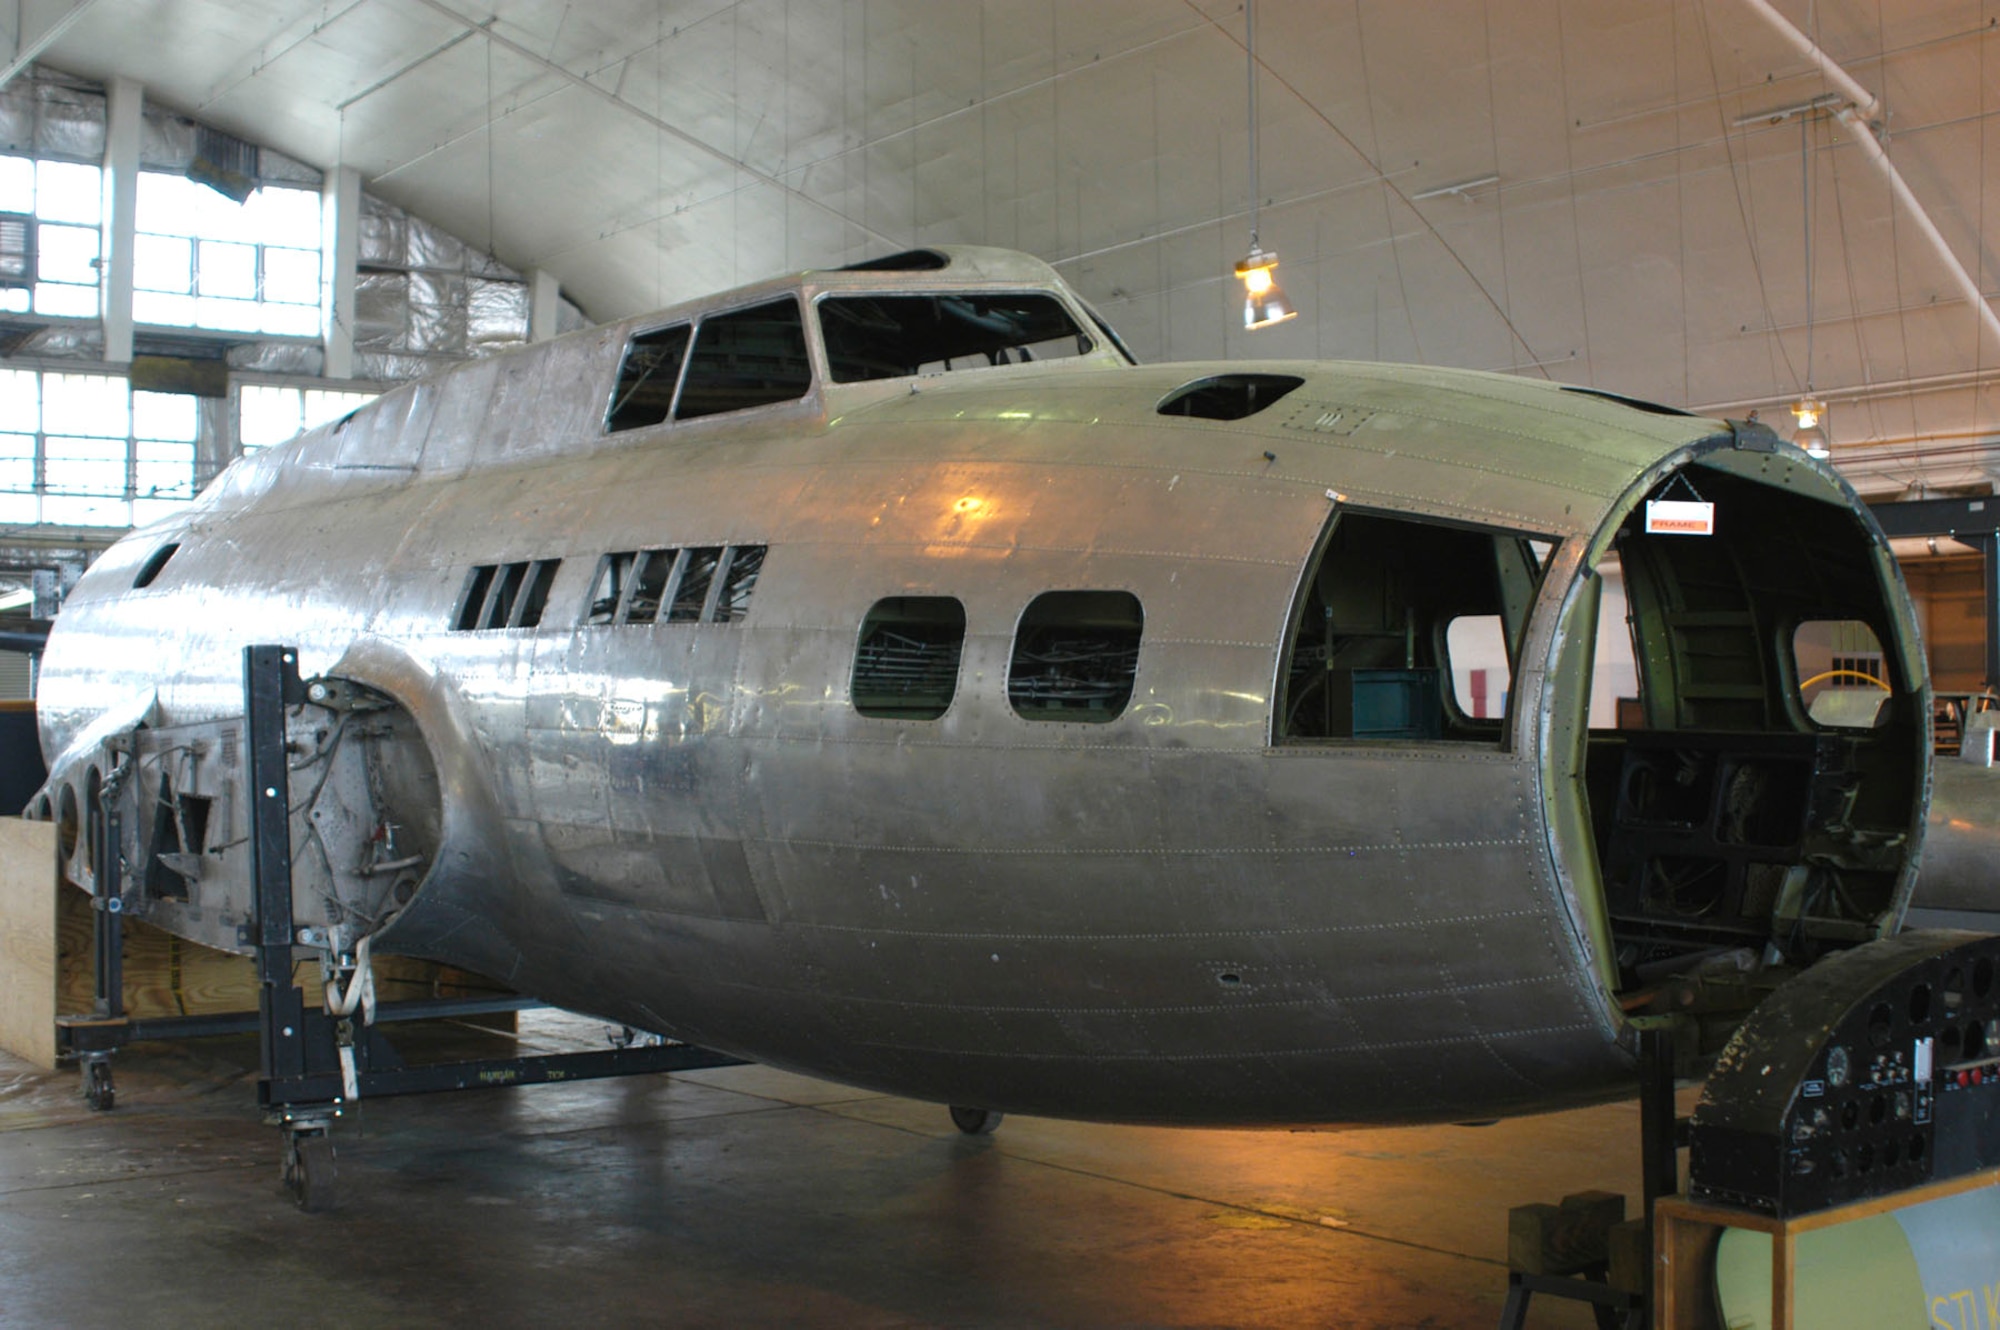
left=238, top=644, right=749, bottom=1209
left=60, top=644, right=747, bottom=1210
left=1496, top=1023, right=1681, bottom=1330
left=1497, top=1272, right=1643, bottom=1330
left=1637, top=1023, right=1682, bottom=1227
left=73, top=793, right=125, bottom=1109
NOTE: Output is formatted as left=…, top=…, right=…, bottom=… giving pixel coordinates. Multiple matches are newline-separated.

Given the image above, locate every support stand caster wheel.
left=284, top=1133, right=337, bottom=1213
left=82, top=1059, right=114, bottom=1112
left=949, top=1105, right=1003, bottom=1136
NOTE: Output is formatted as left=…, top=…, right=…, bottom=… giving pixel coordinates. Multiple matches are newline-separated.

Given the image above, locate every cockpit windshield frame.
left=814, top=290, right=1101, bottom=384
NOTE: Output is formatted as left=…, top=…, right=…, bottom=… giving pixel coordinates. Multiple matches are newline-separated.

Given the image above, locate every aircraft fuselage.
left=33, top=248, right=1930, bottom=1126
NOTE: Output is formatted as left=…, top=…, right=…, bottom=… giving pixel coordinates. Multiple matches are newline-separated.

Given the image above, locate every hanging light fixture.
left=1236, top=0, right=1295, bottom=330
left=1237, top=245, right=1293, bottom=330
left=1792, top=395, right=1830, bottom=459
left=1792, top=114, right=1830, bottom=460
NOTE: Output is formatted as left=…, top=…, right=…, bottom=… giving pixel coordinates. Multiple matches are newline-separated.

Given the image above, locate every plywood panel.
left=0, top=817, right=57, bottom=1069
left=1903, top=559, right=1988, bottom=693
left=54, top=886, right=513, bottom=1019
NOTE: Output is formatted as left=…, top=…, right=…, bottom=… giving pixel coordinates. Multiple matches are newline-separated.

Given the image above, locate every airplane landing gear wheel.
left=285, top=1132, right=337, bottom=1213
left=949, top=1105, right=1003, bottom=1135
left=82, top=1059, right=114, bottom=1112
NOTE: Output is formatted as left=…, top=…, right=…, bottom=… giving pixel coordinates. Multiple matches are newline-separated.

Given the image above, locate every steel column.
left=1985, top=535, right=2000, bottom=692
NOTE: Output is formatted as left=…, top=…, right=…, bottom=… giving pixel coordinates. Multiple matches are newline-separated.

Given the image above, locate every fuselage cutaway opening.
left=1569, top=458, right=1925, bottom=1045
left=1273, top=508, right=1552, bottom=745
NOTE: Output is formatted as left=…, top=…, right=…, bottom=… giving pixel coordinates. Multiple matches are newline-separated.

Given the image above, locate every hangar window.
left=853, top=597, right=966, bottom=719
left=238, top=384, right=380, bottom=453
left=0, top=155, right=103, bottom=319
left=454, top=558, right=561, bottom=630
left=1276, top=510, right=1549, bottom=744
left=818, top=293, right=1092, bottom=383
left=1008, top=591, right=1143, bottom=723
left=675, top=299, right=811, bottom=420
left=0, top=370, right=211, bottom=527
left=132, top=171, right=323, bottom=336
left=605, top=324, right=690, bottom=433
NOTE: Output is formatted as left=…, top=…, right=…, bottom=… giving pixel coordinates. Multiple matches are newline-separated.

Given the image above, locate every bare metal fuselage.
left=1913, top=757, right=2000, bottom=931
left=33, top=249, right=1930, bottom=1127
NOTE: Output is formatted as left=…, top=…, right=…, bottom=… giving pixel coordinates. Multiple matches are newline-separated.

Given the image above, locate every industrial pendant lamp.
left=1791, top=116, right=1831, bottom=459
left=1237, top=0, right=1295, bottom=330
left=1791, top=396, right=1830, bottom=459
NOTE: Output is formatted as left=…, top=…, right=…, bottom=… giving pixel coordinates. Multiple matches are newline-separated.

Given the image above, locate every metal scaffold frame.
left=58, top=643, right=745, bottom=1210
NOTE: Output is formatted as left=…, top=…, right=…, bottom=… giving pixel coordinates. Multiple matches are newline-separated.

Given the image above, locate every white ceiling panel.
left=2, top=0, right=1993, bottom=493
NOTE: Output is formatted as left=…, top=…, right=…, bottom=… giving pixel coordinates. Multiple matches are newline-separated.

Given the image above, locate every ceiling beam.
left=1738, top=0, right=2000, bottom=358
left=404, top=0, right=902, bottom=250
left=1867, top=495, right=2000, bottom=540
left=0, top=0, right=100, bottom=91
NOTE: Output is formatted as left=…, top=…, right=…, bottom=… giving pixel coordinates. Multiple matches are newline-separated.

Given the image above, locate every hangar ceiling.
left=17, top=0, right=2000, bottom=497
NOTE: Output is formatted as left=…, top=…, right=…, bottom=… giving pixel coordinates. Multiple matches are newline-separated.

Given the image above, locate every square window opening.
left=624, top=549, right=678, bottom=625
left=455, top=565, right=497, bottom=631
left=482, top=562, right=528, bottom=630
left=668, top=547, right=723, bottom=621
left=1794, top=620, right=1890, bottom=729
left=585, top=552, right=635, bottom=625
left=1008, top=590, right=1143, bottom=723
left=516, top=559, right=561, bottom=628
left=854, top=596, right=967, bottom=720
left=713, top=545, right=766, bottom=623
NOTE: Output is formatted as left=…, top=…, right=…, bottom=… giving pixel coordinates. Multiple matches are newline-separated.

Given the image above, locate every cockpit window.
left=606, top=324, right=691, bottom=433
left=819, top=293, right=1093, bottom=383
left=1276, top=509, right=1553, bottom=744
left=675, top=298, right=812, bottom=421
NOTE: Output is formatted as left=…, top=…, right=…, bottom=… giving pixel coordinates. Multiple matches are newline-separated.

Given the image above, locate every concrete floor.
left=0, top=1016, right=1659, bottom=1329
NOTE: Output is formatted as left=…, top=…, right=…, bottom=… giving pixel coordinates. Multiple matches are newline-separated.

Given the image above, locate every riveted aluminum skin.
left=33, top=247, right=1929, bottom=1127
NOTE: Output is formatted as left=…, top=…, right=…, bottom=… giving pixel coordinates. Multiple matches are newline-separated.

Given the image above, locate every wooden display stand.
left=1652, top=1166, right=2000, bottom=1330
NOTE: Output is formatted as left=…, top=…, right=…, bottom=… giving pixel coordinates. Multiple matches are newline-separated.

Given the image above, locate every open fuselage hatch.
left=1276, top=451, right=1925, bottom=1046
left=1580, top=462, right=1923, bottom=1033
